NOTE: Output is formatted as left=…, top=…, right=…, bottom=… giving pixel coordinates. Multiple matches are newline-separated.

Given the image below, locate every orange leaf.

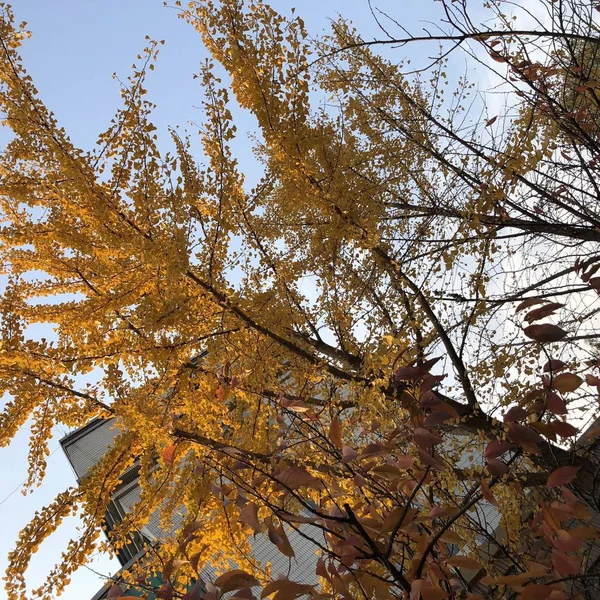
left=161, top=444, right=177, bottom=467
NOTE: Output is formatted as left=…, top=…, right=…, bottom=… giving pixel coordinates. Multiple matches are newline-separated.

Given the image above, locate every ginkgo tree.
left=1, top=0, right=600, bottom=598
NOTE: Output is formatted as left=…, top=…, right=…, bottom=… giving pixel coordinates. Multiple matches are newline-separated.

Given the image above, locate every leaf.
left=524, top=324, right=567, bottom=343
left=551, top=373, right=583, bottom=394
left=486, top=458, right=509, bottom=477
left=414, top=427, right=443, bottom=447
left=485, top=439, right=514, bottom=459
left=273, top=524, right=295, bottom=558
left=342, top=445, right=358, bottom=463
left=517, top=585, right=556, bottom=600
left=547, top=466, right=579, bottom=488
left=504, top=405, right=528, bottom=422
left=215, top=570, right=260, bottom=594
left=107, top=584, right=124, bottom=599
left=516, top=298, right=548, bottom=313
left=507, top=423, right=543, bottom=453
left=240, top=502, right=262, bottom=534
left=277, top=466, right=322, bottom=490
left=447, top=555, right=482, bottom=570
left=261, top=580, right=312, bottom=600
left=418, top=448, right=448, bottom=471
left=421, top=583, right=448, bottom=600
left=394, top=356, right=442, bottom=381
left=485, top=115, right=497, bottom=127
left=543, top=360, right=567, bottom=373
left=548, top=421, right=579, bottom=438
left=489, top=51, right=507, bottom=63
left=280, top=397, right=310, bottom=413
left=423, top=410, right=452, bottom=427
left=230, top=588, right=256, bottom=600
left=546, top=392, right=567, bottom=415
left=553, top=529, right=582, bottom=552
left=551, top=550, right=580, bottom=577
left=480, top=477, right=498, bottom=506
left=275, top=511, right=316, bottom=524
left=329, top=417, right=342, bottom=449
left=162, top=445, right=177, bottom=467
left=524, top=302, right=564, bottom=323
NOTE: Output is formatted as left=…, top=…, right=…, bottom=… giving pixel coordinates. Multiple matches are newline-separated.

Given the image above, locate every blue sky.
left=0, top=1, right=438, bottom=599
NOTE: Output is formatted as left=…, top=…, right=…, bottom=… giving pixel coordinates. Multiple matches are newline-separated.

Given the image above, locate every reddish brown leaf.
left=547, top=466, right=579, bottom=488
left=215, top=571, right=260, bottom=594
left=230, top=588, right=255, bottom=600
left=586, top=374, right=600, bottom=386
left=107, top=584, right=124, bottom=600
left=447, top=555, right=481, bottom=570
left=570, top=525, right=600, bottom=540
left=524, top=324, right=567, bottom=343
left=393, top=455, right=414, bottom=469
left=420, top=583, right=448, bottom=600
left=490, top=51, right=507, bottom=63
left=342, top=445, right=358, bottom=463
left=486, top=458, right=509, bottom=477
left=485, top=439, right=514, bottom=459
left=394, top=356, right=442, bottom=381
left=507, top=423, right=543, bottom=452
left=359, top=443, right=387, bottom=459
left=553, top=529, right=582, bottom=552
left=278, top=467, right=322, bottom=490
left=551, top=373, right=583, bottom=394
left=419, top=389, right=441, bottom=408
left=485, top=115, right=498, bottom=127
left=551, top=550, right=581, bottom=577
left=274, top=524, right=295, bottom=558
left=481, top=477, right=498, bottom=506
left=517, top=585, right=556, bottom=600
left=423, top=411, right=452, bottom=427
left=504, top=406, right=528, bottom=423
left=548, top=421, right=579, bottom=438
left=418, top=448, right=448, bottom=471
left=414, top=427, right=442, bottom=448
left=516, top=298, right=548, bottom=313
left=524, top=302, right=564, bottom=323
left=546, top=392, right=567, bottom=415
left=543, top=360, right=567, bottom=373
left=275, top=511, right=316, bottom=524
left=261, top=580, right=312, bottom=600
left=240, top=502, right=262, bottom=534
left=329, top=417, right=342, bottom=449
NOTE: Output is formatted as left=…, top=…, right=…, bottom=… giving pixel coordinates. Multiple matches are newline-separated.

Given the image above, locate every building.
left=60, top=418, right=321, bottom=599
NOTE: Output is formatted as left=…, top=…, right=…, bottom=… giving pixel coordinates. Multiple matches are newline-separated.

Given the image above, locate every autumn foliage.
left=2, top=0, right=600, bottom=598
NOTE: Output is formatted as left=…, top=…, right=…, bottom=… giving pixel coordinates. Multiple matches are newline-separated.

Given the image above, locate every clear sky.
left=0, top=1, right=440, bottom=599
